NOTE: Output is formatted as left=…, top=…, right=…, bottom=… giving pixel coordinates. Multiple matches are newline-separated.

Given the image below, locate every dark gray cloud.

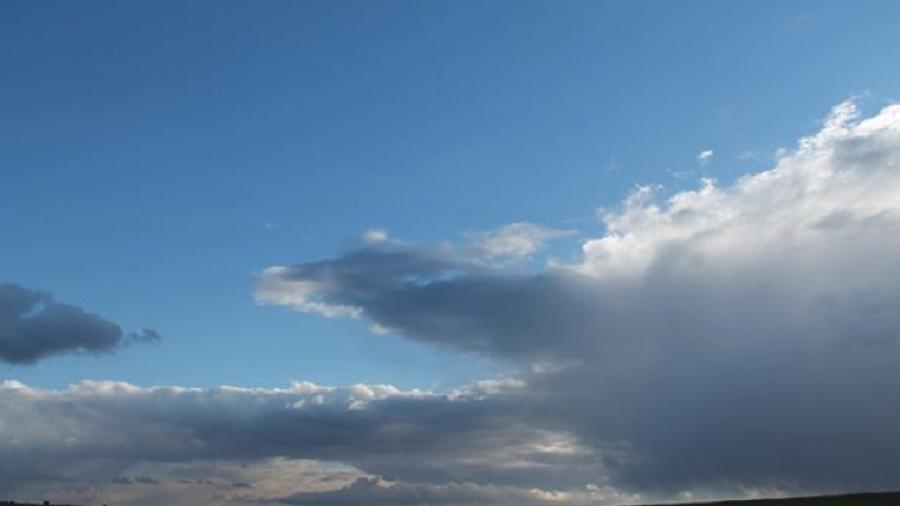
left=258, top=243, right=900, bottom=493
left=0, top=380, right=578, bottom=483
left=112, top=475, right=161, bottom=485
left=0, top=283, right=158, bottom=364
left=258, top=249, right=607, bottom=361
left=0, top=380, right=598, bottom=505
left=281, top=477, right=579, bottom=506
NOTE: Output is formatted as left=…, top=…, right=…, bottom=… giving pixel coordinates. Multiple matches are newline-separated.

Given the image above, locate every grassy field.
left=642, top=492, right=900, bottom=506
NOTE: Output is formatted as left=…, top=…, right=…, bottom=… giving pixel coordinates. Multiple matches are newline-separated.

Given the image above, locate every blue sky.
left=2, top=0, right=900, bottom=392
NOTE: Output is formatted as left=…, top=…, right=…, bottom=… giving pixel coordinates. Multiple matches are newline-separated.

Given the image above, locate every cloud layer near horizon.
left=0, top=378, right=615, bottom=506
left=5, top=101, right=900, bottom=505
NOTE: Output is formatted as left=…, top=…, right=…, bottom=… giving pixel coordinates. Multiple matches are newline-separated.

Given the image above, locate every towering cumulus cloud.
left=259, top=101, right=900, bottom=494
left=0, top=283, right=158, bottom=364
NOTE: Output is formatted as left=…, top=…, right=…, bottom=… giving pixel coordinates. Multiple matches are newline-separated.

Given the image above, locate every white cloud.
left=697, top=149, right=714, bottom=164
left=469, top=222, right=575, bottom=261
left=363, top=228, right=389, bottom=243
left=256, top=265, right=363, bottom=319
left=578, top=100, right=900, bottom=283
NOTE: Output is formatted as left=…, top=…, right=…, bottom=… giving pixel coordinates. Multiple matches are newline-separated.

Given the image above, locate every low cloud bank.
left=0, top=379, right=606, bottom=505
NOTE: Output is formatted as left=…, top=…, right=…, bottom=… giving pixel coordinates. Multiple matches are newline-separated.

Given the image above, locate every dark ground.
left=0, top=502, right=81, bottom=506
left=642, top=492, right=900, bottom=506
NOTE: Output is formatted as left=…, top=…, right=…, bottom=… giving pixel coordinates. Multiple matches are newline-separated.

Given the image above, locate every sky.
left=3, top=1, right=900, bottom=505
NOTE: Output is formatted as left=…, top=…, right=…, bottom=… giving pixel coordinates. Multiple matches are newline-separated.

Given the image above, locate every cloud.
left=7, top=457, right=366, bottom=506
left=468, top=222, right=575, bottom=261
left=737, top=149, right=766, bottom=162
left=256, top=222, right=574, bottom=322
left=697, top=149, right=714, bottom=164
left=280, top=477, right=616, bottom=506
left=0, top=283, right=159, bottom=364
left=0, top=379, right=606, bottom=506
left=363, top=228, right=390, bottom=244
left=128, top=328, right=161, bottom=344
left=258, top=101, right=900, bottom=494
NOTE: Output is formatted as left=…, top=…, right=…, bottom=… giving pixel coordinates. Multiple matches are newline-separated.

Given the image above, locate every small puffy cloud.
left=0, top=283, right=159, bottom=364
left=129, top=328, right=161, bottom=344
left=697, top=149, right=714, bottom=164
left=737, top=149, right=766, bottom=162
left=469, top=222, right=575, bottom=261
left=363, top=228, right=390, bottom=243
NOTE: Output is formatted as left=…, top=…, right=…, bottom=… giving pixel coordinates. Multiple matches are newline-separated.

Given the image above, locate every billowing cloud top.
left=0, top=283, right=159, bottom=364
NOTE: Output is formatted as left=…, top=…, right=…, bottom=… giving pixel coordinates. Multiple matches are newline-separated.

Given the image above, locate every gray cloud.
left=0, top=283, right=159, bottom=364
left=257, top=241, right=900, bottom=493
left=0, top=380, right=601, bottom=505
left=258, top=102, right=900, bottom=495
left=260, top=248, right=601, bottom=359
left=128, top=328, right=161, bottom=344
left=281, top=477, right=592, bottom=506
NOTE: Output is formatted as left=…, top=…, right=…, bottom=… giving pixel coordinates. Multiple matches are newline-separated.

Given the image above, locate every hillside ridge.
left=641, top=491, right=900, bottom=506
